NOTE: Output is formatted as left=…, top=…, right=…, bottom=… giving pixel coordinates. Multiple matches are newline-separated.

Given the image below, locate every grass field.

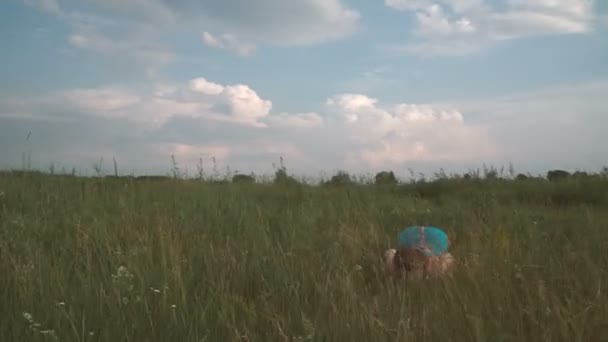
left=1, top=168, right=608, bottom=341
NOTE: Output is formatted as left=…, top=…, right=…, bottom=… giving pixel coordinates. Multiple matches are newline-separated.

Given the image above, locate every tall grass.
left=1, top=169, right=607, bottom=341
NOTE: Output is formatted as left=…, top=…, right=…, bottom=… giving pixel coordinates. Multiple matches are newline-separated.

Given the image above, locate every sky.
left=0, top=0, right=607, bottom=179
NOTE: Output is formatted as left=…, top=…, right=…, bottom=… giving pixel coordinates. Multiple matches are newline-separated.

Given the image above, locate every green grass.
left=1, top=171, right=607, bottom=341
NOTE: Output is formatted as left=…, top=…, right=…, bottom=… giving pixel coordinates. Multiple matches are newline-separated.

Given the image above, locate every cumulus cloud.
left=386, top=0, right=597, bottom=55
left=4, top=79, right=607, bottom=176
left=0, top=76, right=498, bottom=175
left=326, top=93, right=494, bottom=167
left=212, top=84, right=273, bottom=126
left=188, top=77, right=273, bottom=126
left=189, top=78, right=224, bottom=95
left=1, top=77, right=276, bottom=130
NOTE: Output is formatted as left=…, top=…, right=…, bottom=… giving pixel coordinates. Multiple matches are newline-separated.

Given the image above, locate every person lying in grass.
left=384, top=225, right=455, bottom=280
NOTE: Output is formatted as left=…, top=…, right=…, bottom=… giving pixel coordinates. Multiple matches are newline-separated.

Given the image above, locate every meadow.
left=1, top=165, right=607, bottom=341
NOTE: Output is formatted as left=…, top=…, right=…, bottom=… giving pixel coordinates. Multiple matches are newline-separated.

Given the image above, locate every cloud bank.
left=4, top=75, right=606, bottom=177
left=0, top=76, right=499, bottom=176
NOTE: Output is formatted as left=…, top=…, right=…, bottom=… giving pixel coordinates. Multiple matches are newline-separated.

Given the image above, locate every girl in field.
left=383, top=225, right=455, bottom=280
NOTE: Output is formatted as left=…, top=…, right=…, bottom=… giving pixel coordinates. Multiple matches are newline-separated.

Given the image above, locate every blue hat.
left=398, top=225, right=449, bottom=256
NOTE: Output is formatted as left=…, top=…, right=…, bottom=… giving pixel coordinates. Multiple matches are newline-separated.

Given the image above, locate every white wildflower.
left=113, top=265, right=133, bottom=279
left=40, top=329, right=56, bottom=336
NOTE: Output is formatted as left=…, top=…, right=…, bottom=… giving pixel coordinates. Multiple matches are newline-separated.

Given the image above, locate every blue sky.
left=1, top=0, right=607, bottom=178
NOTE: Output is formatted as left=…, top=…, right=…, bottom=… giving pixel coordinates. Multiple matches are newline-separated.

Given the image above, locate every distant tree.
left=136, top=175, right=171, bottom=181
left=232, top=173, right=255, bottom=183
left=515, top=173, right=529, bottom=181
left=326, top=171, right=352, bottom=186
left=547, top=169, right=570, bottom=181
left=572, top=171, right=589, bottom=179
left=374, top=170, right=398, bottom=185
left=273, top=168, right=299, bottom=185
left=272, top=157, right=299, bottom=185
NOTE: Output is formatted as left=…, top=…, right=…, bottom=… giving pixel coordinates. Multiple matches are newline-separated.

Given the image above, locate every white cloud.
left=325, top=93, right=495, bottom=167
left=37, top=0, right=360, bottom=47
left=67, top=28, right=175, bottom=77
left=415, top=5, right=477, bottom=36
left=487, top=10, right=589, bottom=38
left=20, top=0, right=360, bottom=76
left=189, top=78, right=224, bottom=95
left=202, top=31, right=256, bottom=57
left=188, top=79, right=274, bottom=126
left=386, top=0, right=597, bottom=55
left=5, top=79, right=606, bottom=176
left=173, top=0, right=361, bottom=46
left=2, top=77, right=275, bottom=128
left=0, top=77, right=496, bottom=175
left=55, top=87, right=142, bottom=114
left=385, top=0, right=431, bottom=11
left=263, top=112, right=324, bottom=128
left=452, top=80, right=608, bottom=171
left=326, top=93, right=379, bottom=112
left=20, top=0, right=175, bottom=76
left=216, top=84, right=273, bottom=126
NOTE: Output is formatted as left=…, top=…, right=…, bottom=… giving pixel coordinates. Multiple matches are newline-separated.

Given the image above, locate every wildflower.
left=112, top=265, right=135, bottom=292
left=113, top=265, right=134, bottom=279
left=171, top=304, right=177, bottom=309
left=22, top=312, right=33, bottom=322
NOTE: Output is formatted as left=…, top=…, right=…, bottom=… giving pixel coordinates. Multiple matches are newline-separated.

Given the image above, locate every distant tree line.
left=3, top=165, right=607, bottom=186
